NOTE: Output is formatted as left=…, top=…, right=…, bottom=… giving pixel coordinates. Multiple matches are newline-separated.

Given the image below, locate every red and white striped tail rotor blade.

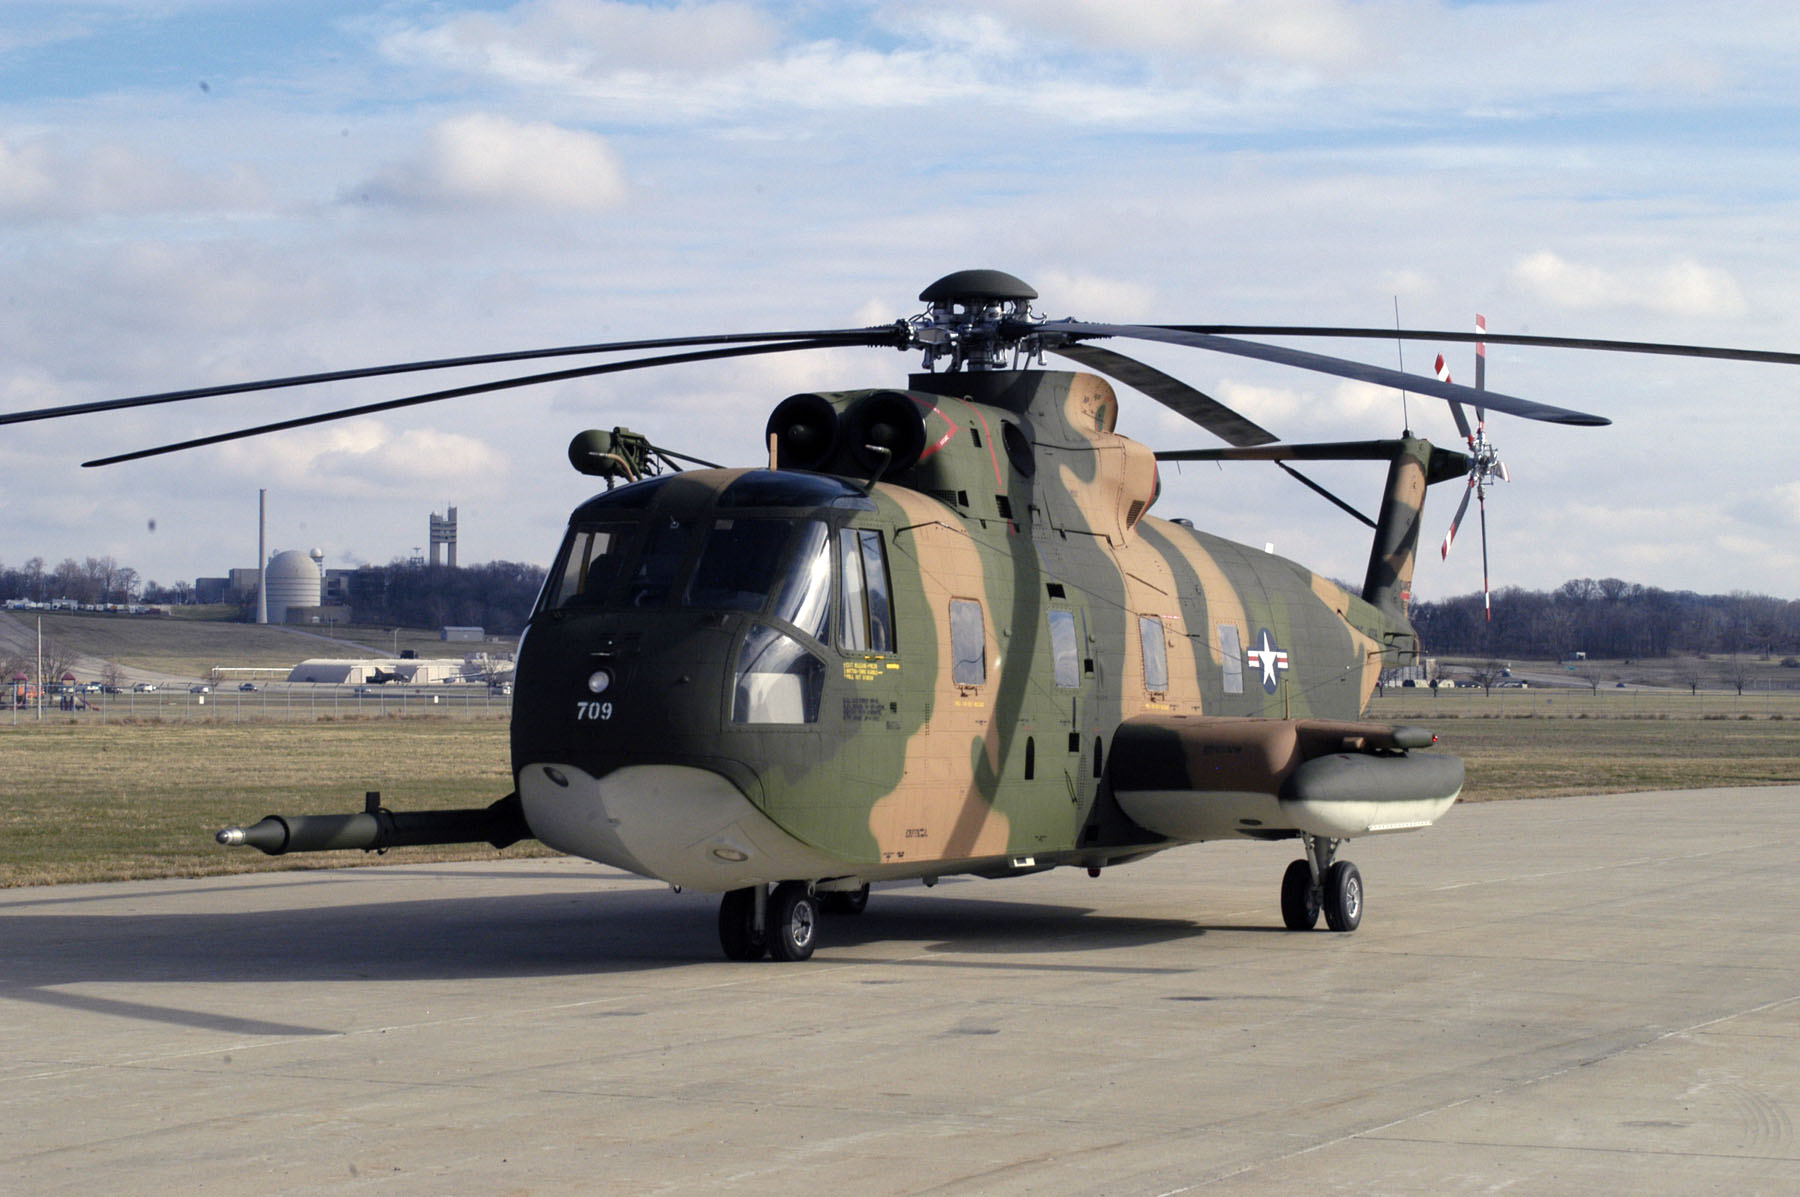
left=1436, top=353, right=1474, bottom=442
left=1442, top=478, right=1475, bottom=560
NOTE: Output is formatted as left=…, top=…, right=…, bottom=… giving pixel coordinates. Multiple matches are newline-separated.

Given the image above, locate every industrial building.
left=286, top=655, right=507, bottom=685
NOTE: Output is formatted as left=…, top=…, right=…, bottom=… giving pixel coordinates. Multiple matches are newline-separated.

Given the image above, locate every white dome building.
left=263, top=549, right=322, bottom=624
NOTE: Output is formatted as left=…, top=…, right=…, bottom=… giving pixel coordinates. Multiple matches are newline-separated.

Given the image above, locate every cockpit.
left=534, top=469, right=897, bottom=726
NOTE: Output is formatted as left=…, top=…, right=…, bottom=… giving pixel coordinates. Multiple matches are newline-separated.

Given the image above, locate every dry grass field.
left=6, top=691, right=1800, bottom=886
left=0, top=718, right=555, bottom=886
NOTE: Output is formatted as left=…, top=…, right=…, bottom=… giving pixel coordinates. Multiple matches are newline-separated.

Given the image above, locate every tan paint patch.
left=1113, top=534, right=1203, bottom=713
left=1311, top=573, right=1386, bottom=710
left=868, top=487, right=1012, bottom=864
left=1150, top=517, right=1252, bottom=678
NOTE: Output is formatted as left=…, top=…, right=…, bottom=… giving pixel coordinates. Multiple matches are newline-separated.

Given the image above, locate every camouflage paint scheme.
left=512, top=369, right=1459, bottom=892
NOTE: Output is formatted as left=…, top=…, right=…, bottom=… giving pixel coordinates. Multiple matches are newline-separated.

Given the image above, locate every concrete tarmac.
left=4, top=787, right=1798, bottom=1193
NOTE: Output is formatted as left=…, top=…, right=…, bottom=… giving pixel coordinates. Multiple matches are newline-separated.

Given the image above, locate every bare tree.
left=1724, top=655, right=1752, bottom=697
left=1466, top=660, right=1509, bottom=697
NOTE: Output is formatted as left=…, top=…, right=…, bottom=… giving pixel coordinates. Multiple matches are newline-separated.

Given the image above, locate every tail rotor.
left=1436, top=316, right=1508, bottom=621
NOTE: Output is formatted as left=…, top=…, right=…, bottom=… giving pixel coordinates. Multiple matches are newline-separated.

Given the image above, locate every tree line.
left=338, top=560, right=546, bottom=634
left=2, top=555, right=548, bottom=636
left=1413, top=578, right=1800, bottom=661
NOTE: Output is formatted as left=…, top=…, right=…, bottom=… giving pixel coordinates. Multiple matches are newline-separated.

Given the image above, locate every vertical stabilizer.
left=1361, top=436, right=1462, bottom=621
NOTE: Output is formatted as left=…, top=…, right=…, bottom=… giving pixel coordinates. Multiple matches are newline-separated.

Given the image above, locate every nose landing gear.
left=1280, top=835, right=1362, bottom=932
left=717, top=881, right=823, bottom=961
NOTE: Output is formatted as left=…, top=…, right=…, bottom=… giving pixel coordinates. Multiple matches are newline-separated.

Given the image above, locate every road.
left=3, top=786, right=1797, bottom=1192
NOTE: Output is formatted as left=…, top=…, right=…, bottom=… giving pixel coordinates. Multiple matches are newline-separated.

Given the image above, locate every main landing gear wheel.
left=767, top=881, right=820, bottom=962
left=718, top=887, right=766, bottom=961
left=820, top=884, right=870, bottom=915
left=1323, top=861, right=1363, bottom=933
left=1280, top=859, right=1321, bottom=930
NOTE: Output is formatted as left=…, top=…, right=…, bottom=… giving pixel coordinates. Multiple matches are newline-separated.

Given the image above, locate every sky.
left=3, top=0, right=1799, bottom=603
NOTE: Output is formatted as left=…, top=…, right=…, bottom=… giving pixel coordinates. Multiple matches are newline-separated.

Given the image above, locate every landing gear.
left=819, top=883, right=869, bottom=915
left=1283, top=836, right=1362, bottom=933
left=718, top=887, right=766, bottom=961
left=1280, top=859, right=1320, bottom=930
left=718, top=882, right=821, bottom=962
left=766, top=881, right=819, bottom=962
left=1323, top=860, right=1363, bottom=932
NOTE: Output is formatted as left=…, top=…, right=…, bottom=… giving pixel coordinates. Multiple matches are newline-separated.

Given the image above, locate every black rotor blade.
left=1045, top=342, right=1277, bottom=446
left=5, top=326, right=901, bottom=428
left=1162, top=325, right=1800, bottom=367
left=1036, top=321, right=1609, bottom=427
left=82, top=339, right=848, bottom=468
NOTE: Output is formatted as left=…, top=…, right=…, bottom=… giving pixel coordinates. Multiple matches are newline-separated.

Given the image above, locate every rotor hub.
left=908, top=269, right=1044, bottom=372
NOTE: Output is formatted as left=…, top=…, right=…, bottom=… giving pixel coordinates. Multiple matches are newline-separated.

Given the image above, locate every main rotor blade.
left=1045, top=342, right=1277, bottom=446
left=5, top=326, right=901, bottom=428
left=1162, top=325, right=1800, bottom=367
left=1036, top=321, right=1610, bottom=427
left=82, top=339, right=848, bottom=468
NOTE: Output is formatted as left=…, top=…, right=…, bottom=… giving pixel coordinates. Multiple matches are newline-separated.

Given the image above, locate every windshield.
left=539, top=513, right=837, bottom=637
left=542, top=523, right=639, bottom=610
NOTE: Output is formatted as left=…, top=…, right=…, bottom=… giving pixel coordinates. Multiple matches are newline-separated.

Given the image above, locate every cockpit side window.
left=771, top=520, right=833, bottom=642
left=542, top=523, right=637, bottom=610
left=838, top=528, right=895, bottom=653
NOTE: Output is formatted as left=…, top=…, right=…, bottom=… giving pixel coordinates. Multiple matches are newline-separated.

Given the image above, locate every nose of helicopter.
left=517, top=760, right=841, bottom=892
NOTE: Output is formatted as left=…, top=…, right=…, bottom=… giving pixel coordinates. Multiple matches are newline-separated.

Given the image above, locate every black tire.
left=766, top=881, right=820, bottom=962
left=718, top=887, right=766, bottom=961
left=820, top=884, right=870, bottom=915
left=1280, top=858, right=1321, bottom=930
left=1323, top=861, right=1363, bottom=933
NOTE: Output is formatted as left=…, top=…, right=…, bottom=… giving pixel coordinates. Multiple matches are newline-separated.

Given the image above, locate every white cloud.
left=380, top=0, right=781, bottom=81
left=972, top=0, right=1369, bottom=70
left=355, top=114, right=628, bottom=212
left=1510, top=251, right=1747, bottom=318
left=0, top=134, right=267, bottom=220
left=214, top=420, right=508, bottom=497
left=1031, top=270, right=1156, bottom=321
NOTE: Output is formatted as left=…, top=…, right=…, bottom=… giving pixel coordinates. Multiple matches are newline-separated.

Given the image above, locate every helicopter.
left=11, top=268, right=1799, bottom=962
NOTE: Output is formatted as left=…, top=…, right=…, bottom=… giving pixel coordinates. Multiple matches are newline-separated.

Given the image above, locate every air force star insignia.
left=1245, top=628, right=1290, bottom=694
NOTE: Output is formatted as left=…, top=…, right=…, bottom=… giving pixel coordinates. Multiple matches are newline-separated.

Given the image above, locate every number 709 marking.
left=575, top=701, right=614, bottom=720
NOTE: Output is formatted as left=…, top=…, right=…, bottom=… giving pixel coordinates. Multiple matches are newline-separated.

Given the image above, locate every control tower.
left=429, top=506, right=457, bottom=568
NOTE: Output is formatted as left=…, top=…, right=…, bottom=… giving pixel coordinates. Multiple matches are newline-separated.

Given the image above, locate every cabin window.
left=685, top=518, right=795, bottom=612
left=838, top=528, right=895, bottom=653
left=1139, top=616, right=1168, bottom=692
left=950, top=598, right=986, bottom=686
left=544, top=523, right=637, bottom=610
left=732, top=624, right=825, bottom=724
left=1048, top=610, right=1080, bottom=688
left=1218, top=624, right=1244, bottom=695
left=770, top=520, right=833, bottom=642
left=625, top=517, right=695, bottom=607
